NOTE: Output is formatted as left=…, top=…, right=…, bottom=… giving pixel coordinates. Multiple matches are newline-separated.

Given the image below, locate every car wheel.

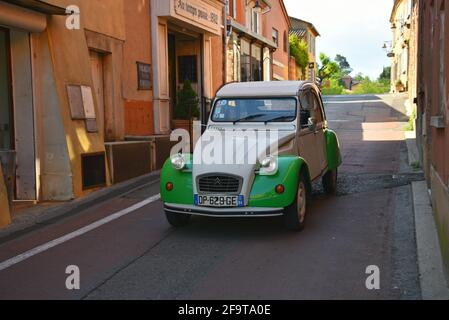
left=322, top=169, right=338, bottom=195
left=284, top=173, right=308, bottom=231
left=165, top=211, right=192, bottom=227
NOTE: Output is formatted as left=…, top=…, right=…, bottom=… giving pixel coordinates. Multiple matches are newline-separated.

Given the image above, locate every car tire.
left=165, top=211, right=192, bottom=227
left=284, top=173, right=309, bottom=232
left=322, top=169, right=338, bottom=195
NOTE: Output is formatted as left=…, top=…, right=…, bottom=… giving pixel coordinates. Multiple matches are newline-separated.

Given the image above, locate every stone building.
left=415, top=0, right=449, bottom=277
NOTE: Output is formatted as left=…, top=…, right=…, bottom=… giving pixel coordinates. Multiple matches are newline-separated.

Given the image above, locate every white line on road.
left=0, top=194, right=161, bottom=272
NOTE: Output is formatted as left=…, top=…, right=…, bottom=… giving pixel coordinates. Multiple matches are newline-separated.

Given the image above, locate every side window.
left=310, top=92, right=324, bottom=123
left=299, top=91, right=313, bottom=129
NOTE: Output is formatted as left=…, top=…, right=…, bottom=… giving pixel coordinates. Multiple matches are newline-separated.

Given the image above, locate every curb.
left=0, top=171, right=161, bottom=243
left=412, top=181, right=449, bottom=300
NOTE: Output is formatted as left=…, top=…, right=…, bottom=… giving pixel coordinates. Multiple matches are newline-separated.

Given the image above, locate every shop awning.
left=1, top=0, right=66, bottom=15
left=228, top=19, right=277, bottom=50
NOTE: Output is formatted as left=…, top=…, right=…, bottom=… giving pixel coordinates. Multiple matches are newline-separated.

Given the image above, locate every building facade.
left=289, top=17, right=320, bottom=82
left=0, top=0, right=164, bottom=224
left=225, top=0, right=290, bottom=83
left=390, top=0, right=413, bottom=93
left=415, top=0, right=449, bottom=277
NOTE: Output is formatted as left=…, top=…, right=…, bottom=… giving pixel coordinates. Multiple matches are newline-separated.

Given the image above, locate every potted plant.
left=395, top=80, right=405, bottom=92
left=172, top=80, right=200, bottom=133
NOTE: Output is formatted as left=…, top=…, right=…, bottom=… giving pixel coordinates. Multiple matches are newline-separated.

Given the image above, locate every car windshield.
left=211, top=98, right=297, bottom=123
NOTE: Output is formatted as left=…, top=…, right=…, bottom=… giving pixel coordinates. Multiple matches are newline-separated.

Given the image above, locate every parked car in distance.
left=161, top=81, right=342, bottom=231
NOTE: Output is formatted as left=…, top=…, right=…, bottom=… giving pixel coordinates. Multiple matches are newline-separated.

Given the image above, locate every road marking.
left=0, top=194, right=161, bottom=272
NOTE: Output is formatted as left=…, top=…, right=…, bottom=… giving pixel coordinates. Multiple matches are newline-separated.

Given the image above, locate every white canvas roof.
left=216, top=81, right=311, bottom=98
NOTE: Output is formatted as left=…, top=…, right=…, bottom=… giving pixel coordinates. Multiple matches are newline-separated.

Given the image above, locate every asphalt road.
left=0, top=94, right=422, bottom=300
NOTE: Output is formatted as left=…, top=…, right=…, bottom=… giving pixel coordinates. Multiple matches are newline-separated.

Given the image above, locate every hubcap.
left=297, top=182, right=307, bottom=223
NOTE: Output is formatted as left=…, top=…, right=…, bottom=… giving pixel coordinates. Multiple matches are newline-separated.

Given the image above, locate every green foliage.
left=321, top=78, right=345, bottom=95
left=379, top=66, right=391, bottom=82
left=318, top=53, right=341, bottom=81
left=289, top=35, right=309, bottom=77
left=404, top=105, right=417, bottom=132
left=174, top=80, right=199, bottom=120
left=351, top=76, right=390, bottom=95
left=335, top=54, right=352, bottom=76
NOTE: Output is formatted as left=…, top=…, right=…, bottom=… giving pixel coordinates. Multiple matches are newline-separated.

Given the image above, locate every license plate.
left=195, top=195, right=244, bottom=208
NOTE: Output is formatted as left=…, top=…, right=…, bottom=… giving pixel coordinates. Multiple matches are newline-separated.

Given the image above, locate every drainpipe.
left=223, top=0, right=230, bottom=84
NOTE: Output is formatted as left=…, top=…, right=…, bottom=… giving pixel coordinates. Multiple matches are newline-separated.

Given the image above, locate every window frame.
left=272, top=28, right=279, bottom=46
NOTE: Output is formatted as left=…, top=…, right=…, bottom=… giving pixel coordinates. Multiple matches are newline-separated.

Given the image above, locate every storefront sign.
left=173, top=0, right=221, bottom=35
left=137, top=62, right=152, bottom=90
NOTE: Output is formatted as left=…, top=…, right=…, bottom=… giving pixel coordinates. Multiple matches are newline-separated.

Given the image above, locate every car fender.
left=249, top=156, right=312, bottom=208
left=160, top=155, right=194, bottom=206
left=325, top=129, right=342, bottom=171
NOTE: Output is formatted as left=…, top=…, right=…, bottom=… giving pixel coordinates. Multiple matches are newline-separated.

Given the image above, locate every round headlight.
left=259, top=156, right=278, bottom=175
left=171, top=154, right=186, bottom=170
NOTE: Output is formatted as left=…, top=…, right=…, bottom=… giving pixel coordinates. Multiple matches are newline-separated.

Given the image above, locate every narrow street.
left=0, top=94, right=423, bottom=300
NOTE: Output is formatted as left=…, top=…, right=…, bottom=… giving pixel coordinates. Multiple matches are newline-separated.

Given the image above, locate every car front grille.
left=198, top=175, right=242, bottom=194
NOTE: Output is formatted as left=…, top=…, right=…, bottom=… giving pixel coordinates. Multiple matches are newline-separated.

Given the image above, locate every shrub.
left=289, top=35, right=309, bottom=77
left=174, top=80, right=200, bottom=120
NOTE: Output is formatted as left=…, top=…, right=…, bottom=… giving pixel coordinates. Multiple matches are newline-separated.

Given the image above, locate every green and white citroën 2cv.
left=160, top=81, right=342, bottom=231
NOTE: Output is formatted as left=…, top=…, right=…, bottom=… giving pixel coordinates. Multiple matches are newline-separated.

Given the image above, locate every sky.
left=284, top=0, right=393, bottom=79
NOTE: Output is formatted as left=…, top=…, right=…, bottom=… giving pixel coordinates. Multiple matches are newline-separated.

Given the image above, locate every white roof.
left=216, top=81, right=312, bottom=98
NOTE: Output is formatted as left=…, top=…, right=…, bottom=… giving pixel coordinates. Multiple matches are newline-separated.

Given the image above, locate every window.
left=240, top=40, right=251, bottom=82
left=178, top=55, right=198, bottom=83
left=251, top=9, right=261, bottom=34
left=272, top=28, right=279, bottom=46
left=0, top=28, right=12, bottom=151
left=211, top=98, right=297, bottom=123
left=251, top=44, right=262, bottom=81
left=283, top=31, right=288, bottom=52
left=299, top=91, right=323, bottom=129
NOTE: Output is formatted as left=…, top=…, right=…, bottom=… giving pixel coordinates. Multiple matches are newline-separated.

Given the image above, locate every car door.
left=297, top=90, right=322, bottom=180
left=310, top=90, right=328, bottom=175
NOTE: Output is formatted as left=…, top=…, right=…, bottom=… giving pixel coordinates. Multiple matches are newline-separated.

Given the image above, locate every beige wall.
left=39, top=0, right=127, bottom=198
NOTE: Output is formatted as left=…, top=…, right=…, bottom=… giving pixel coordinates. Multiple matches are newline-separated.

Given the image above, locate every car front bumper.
left=164, top=203, right=284, bottom=218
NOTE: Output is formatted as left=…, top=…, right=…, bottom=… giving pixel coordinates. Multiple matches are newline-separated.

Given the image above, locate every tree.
left=174, top=80, right=199, bottom=120
left=335, top=54, right=353, bottom=76
left=318, top=53, right=341, bottom=81
left=378, top=66, right=391, bottom=83
left=289, top=35, right=309, bottom=78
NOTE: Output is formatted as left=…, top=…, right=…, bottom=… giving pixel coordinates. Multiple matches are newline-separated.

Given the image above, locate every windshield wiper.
left=233, top=113, right=267, bottom=124
left=265, top=115, right=296, bottom=123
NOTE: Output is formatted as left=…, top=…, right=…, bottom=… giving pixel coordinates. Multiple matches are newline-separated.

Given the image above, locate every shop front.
left=0, top=0, right=66, bottom=219
left=226, top=18, right=277, bottom=83
left=150, top=0, right=224, bottom=135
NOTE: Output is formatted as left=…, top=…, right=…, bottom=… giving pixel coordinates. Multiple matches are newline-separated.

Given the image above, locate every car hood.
left=192, top=128, right=296, bottom=201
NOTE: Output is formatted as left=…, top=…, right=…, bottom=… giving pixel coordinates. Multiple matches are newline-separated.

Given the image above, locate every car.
left=160, top=81, right=342, bottom=231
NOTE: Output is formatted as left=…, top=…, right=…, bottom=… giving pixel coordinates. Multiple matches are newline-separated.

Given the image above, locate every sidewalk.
left=0, top=171, right=161, bottom=242
left=405, top=131, right=449, bottom=299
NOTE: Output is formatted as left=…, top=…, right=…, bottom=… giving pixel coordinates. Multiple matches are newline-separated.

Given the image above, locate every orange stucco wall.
left=123, top=0, right=154, bottom=136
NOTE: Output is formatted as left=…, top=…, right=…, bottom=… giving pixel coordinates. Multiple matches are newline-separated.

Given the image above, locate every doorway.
left=89, top=50, right=108, bottom=141
left=0, top=28, right=13, bottom=152
left=167, top=29, right=202, bottom=129
left=0, top=27, right=37, bottom=202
